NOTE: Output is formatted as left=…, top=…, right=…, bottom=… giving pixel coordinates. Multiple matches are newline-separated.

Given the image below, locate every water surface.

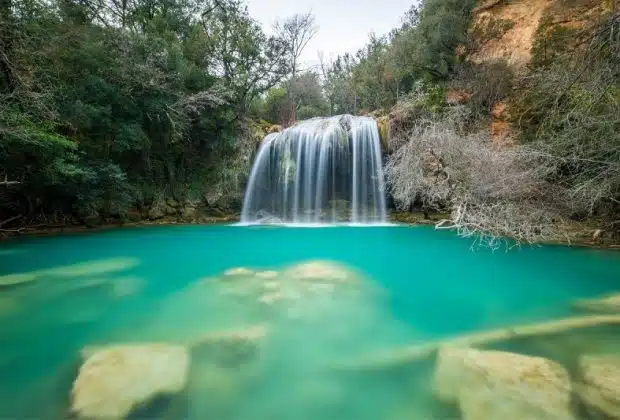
left=0, top=225, right=619, bottom=419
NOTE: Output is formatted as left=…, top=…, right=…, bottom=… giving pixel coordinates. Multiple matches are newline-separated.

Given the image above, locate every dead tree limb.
left=0, top=214, right=22, bottom=228
left=0, top=174, right=20, bottom=186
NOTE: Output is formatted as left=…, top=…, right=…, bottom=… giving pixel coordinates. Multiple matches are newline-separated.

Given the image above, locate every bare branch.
left=385, top=106, right=568, bottom=248
left=0, top=174, right=20, bottom=186
left=0, top=214, right=22, bottom=228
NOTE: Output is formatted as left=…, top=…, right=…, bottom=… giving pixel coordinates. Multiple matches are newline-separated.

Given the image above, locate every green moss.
left=376, top=116, right=389, bottom=151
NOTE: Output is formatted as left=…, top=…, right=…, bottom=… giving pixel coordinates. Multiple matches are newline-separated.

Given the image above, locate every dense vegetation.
left=252, top=0, right=477, bottom=120
left=1, top=0, right=618, bottom=244
left=0, top=0, right=304, bottom=230
left=381, top=0, right=620, bottom=245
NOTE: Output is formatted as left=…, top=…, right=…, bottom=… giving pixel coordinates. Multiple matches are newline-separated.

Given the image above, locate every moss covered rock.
left=375, top=115, right=389, bottom=152
left=148, top=201, right=166, bottom=220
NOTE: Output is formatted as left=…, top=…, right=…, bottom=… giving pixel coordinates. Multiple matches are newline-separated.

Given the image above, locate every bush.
left=385, top=106, right=566, bottom=248
left=513, top=13, right=620, bottom=219
left=450, top=60, right=514, bottom=116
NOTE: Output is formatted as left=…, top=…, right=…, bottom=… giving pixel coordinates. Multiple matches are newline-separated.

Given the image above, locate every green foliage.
left=0, top=0, right=287, bottom=225
left=412, top=83, right=447, bottom=114
left=514, top=13, right=620, bottom=217
left=322, top=53, right=357, bottom=115
left=530, top=17, right=578, bottom=68
left=390, top=0, right=476, bottom=82
left=320, top=0, right=477, bottom=115
left=251, top=71, right=328, bottom=124
left=251, top=87, right=287, bottom=124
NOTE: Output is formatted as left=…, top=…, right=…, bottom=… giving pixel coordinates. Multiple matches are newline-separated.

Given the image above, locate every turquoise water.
left=0, top=224, right=619, bottom=419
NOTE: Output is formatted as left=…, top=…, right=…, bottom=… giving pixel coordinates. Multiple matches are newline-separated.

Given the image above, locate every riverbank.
left=0, top=214, right=240, bottom=241
left=389, top=212, right=620, bottom=251
left=2, top=211, right=618, bottom=250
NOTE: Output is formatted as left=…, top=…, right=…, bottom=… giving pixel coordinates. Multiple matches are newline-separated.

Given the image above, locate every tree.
left=320, top=52, right=358, bottom=115
left=289, top=71, right=328, bottom=120
left=389, top=0, right=476, bottom=83
left=273, top=12, right=318, bottom=125
left=352, top=34, right=396, bottom=112
left=0, top=0, right=283, bottom=232
left=201, top=0, right=288, bottom=112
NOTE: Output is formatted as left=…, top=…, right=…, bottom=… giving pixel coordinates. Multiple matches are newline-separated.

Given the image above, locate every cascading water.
left=241, top=115, right=387, bottom=224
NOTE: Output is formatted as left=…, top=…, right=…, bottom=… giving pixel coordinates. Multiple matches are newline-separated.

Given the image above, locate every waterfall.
left=241, top=115, right=387, bottom=224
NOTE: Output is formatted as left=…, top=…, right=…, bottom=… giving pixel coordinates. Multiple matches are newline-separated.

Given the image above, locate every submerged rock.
left=0, top=272, right=37, bottom=286
left=0, top=296, right=20, bottom=316
left=110, top=277, right=145, bottom=298
left=71, top=344, right=189, bottom=419
left=224, top=267, right=254, bottom=276
left=258, top=291, right=287, bottom=305
left=282, top=260, right=358, bottom=284
left=255, top=270, right=278, bottom=279
left=575, top=293, right=620, bottom=313
left=434, top=347, right=573, bottom=420
left=187, top=363, right=243, bottom=415
left=576, top=354, right=620, bottom=419
left=190, top=325, right=266, bottom=367
left=261, top=280, right=280, bottom=291
left=0, top=258, right=139, bottom=287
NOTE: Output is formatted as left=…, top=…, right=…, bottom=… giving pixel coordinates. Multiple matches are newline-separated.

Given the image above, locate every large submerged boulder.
left=576, top=354, right=620, bottom=419
left=281, top=260, right=359, bottom=284
left=71, top=344, right=189, bottom=419
left=434, top=347, right=573, bottom=420
left=190, top=325, right=267, bottom=367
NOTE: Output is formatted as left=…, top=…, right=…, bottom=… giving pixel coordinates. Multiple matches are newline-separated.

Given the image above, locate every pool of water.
left=0, top=224, right=619, bottom=419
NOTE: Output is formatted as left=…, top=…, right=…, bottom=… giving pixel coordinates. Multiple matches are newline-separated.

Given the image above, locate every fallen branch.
left=0, top=214, right=22, bottom=228
left=332, top=314, right=620, bottom=372
left=0, top=175, right=20, bottom=186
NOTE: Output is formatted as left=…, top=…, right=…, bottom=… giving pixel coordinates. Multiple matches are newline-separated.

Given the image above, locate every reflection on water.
left=0, top=225, right=619, bottom=419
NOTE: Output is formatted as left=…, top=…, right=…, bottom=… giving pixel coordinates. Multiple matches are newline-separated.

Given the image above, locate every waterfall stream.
left=241, top=115, right=387, bottom=224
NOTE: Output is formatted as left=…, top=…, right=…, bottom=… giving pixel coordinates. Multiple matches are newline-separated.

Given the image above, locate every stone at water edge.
left=180, top=206, right=197, bottom=221
left=71, top=344, right=189, bottom=419
left=576, top=354, right=620, bottom=419
left=434, top=347, right=573, bottom=420
left=147, top=201, right=166, bottom=220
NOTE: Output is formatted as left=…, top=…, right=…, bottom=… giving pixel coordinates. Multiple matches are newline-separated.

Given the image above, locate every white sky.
left=246, top=0, right=416, bottom=70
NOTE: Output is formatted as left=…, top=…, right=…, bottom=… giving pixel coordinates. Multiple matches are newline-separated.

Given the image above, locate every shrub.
left=385, top=107, right=566, bottom=248
left=450, top=60, right=514, bottom=116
